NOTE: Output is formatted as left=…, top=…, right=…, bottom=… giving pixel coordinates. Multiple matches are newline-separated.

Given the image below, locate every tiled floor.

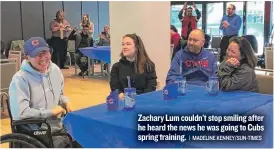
left=0, top=65, right=110, bottom=147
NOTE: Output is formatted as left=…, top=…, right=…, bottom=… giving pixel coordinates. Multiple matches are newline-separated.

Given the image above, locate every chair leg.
left=74, top=64, right=78, bottom=75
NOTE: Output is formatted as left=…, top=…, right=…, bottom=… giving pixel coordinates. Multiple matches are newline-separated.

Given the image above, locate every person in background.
left=50, top=10, right=71, bottom=69
left=218, top=37, right=258, bottom=92
left=178, top=2, right=201, bottom=40
left=98, top=25, right=111, bottom=71
left=110, top=34, right=157, bottom=100
left=166, top=29, right=218, bottom=85
left=170, top=25, right=182, bottom=60
left=68, top=24, right=93, bottom=76
left=8, top=37, right=82, bottom=148
left=79, top=14, right=94, bottom=37
left=98, top=25, right=110, bottom=46
left=219, top=4, right=242, bottom=62
left=1, top=41, right=7, bottom=59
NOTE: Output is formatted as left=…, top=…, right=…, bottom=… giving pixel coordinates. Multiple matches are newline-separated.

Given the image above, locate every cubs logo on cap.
left=32, top=40, right=39, bottom=47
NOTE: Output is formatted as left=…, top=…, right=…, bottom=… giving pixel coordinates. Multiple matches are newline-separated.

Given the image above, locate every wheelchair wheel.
left=0, top=133, right=47, bottom=148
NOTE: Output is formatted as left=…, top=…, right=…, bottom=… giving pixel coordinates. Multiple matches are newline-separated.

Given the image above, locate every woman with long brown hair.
left=110, top=33, right=157, bottom=99
left=218, top=36, right=258, bottom=92
left=79, top=14, right=94, bottom=36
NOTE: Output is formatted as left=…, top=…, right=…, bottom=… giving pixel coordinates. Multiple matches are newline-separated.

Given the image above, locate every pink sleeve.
left=64, top=20, right=70, bottom=27
left=50, top=20, right=57, bottom=31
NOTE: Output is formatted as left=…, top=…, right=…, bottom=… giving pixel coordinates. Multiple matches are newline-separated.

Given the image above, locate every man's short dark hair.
left=188, top=7, right=193, bottom=10
left=230, top=4, right=236, bottom=10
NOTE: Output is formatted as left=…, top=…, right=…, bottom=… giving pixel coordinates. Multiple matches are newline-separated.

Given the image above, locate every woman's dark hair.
left=120, top=33, right=154, bottom=74
left=170, top=25, right=178, bottom=33
left=229, top=36, right=257, bottom=69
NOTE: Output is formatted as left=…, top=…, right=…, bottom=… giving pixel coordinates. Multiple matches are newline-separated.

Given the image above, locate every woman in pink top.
left=171, top=25, right=182, bottom=60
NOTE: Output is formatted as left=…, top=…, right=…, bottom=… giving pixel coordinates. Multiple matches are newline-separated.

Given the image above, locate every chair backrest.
left=243, top=35, right=258, bottom=53
left=265, top=47, right=273, bottom=69
left=1, top=59, right=17, bottom=94
left=211, top=35, right=222, bottom=49
left=10, top=40, right=25, bottom=53
left=8, top=50, right=21, bottom=71
left=67, top=40, right=76, bottom=53
left=170, top=44, right=174, bottom=60
left=257, top=74, right=273, bottom=95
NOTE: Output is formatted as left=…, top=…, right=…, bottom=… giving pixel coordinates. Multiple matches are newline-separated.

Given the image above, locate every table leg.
left=91, top=59, right=95, bottom=76
left=101, top=62, right=104, bottom=76
left=88, top=58, right=94, bottom=77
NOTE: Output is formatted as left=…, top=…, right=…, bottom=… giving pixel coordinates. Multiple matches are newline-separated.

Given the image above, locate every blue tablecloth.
left=79, top=46, right=110, bottom=64
left=63, top=85, right=273, bottom=148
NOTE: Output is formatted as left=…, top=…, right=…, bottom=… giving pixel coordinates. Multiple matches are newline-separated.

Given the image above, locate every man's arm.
left=67, top=29, right=77, bottom=41
left=178, top=9, right=184, bottom=21
left=9, top=76, right=53, bottom=120
left=58, top=70, right=69, bottom=107
left=178, top=2, right=187, bottom=21
left=196, top=9, right=201, bottom=20
left=50, top=20, right=60, bottom=32
left=64, top=20, right=72, bottom=32
left=228, top=15, right=242, bottom=32
left=219, top=16, right=225, bottom=30
left=166, top=52, right=182, bottom=84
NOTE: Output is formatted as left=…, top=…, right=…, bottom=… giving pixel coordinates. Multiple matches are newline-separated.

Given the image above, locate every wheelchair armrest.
left=12, top=118, right=47, bottom=126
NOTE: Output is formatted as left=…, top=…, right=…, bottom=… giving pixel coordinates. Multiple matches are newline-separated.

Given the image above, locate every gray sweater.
left=9, top=60, right=68, bottom=132
left=218, top=62, right=258, bottom=92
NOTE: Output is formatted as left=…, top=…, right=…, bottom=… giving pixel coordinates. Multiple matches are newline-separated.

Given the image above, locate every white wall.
left=109, top=1, right=170, bottom=88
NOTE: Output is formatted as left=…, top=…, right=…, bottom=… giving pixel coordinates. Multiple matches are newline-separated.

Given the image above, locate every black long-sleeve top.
left=110, top=57, right=157, bottom=95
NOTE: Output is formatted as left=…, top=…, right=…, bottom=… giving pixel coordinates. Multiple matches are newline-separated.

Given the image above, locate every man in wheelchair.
left=8, top=37, right=81, bottom=148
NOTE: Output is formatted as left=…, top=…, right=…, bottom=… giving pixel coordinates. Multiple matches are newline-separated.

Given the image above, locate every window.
left=171, top=4, right=203, bottom=36
left=226, top=2, right=244, bottom=36
left=171, top=5, right=183, bottom=35
left=246, top=1, right=265, bottom=55
left=206, top=3, right=224, bottom=36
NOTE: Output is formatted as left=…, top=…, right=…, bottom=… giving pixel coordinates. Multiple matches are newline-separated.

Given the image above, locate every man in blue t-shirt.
left=220, top=4, right=242, bottom=36
left=219, top=4, right=242, bottom=62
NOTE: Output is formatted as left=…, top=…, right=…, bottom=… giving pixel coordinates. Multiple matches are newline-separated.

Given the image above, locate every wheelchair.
left=0, top=92, right=78, bottom=148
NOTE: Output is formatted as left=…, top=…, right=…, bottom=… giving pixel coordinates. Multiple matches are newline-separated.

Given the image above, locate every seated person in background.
left=218, top=36, right=258, bottom=92
left=110, top=34, right=157, bottom=99
left=9, top=37, right=80, bottom=148
left=79, top=14, right=94, bottom=36
left=1, top=41, right=7, bottom=59
left=170, top=25, right=182, bottom=60
left=98, top=25, right=110, bottom=46
left=166, top=29, right=218, bottom=85
left=98, top=25, right=110, bottom=71
left=68, top=24, right=93, bottom=76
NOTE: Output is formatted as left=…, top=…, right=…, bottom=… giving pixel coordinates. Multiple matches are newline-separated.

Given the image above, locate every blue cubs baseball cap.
left=24, top=37, right=50, bottom=58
